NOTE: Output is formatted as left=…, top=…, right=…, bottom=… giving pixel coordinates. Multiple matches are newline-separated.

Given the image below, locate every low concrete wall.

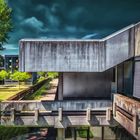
left=0, top=100, right=112, bottom=111
left=0, top=100, right=113, bottom=127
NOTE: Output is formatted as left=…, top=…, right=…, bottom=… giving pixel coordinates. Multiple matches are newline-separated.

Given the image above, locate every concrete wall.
left=0, top=100, right=112, bottom=111
left=59, top=70, right=113, bottom=98
left=20, top=40, right=105, bottom=72
left=106, top=29, right=134, bottom=69
left=135, top=22, right=140, bottom=56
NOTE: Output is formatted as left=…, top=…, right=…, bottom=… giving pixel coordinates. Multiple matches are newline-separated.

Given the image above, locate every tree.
left=0, top=0, right=12, bottom=45
left=37, top=72, right=47, bottom=77
left=10, top=71, right=31, bottom=89
left=47, top=72, right=58, bottom=79
left=0, top=70, right=8, bottom=84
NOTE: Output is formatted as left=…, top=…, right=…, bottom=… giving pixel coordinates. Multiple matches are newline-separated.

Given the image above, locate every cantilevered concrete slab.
left=19, top=23, right=137, bottom=72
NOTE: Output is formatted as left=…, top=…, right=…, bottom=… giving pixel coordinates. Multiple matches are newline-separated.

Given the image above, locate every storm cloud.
left=5, top=0, right=140, bottom=46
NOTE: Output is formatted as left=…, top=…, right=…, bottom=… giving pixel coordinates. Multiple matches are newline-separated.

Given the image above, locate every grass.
left=0, top=85, right=29, bottom=101
left=0, top=126, right=29, bottom=140
left=78, top=127, right=94, bottom=138
left=24, top=80, right=51, bottom=100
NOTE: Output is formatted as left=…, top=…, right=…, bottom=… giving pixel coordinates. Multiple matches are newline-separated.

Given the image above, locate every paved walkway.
left=40, top=78, right=58, bottom=101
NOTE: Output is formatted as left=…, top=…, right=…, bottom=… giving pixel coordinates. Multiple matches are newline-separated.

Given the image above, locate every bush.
left=0, top=126, right=29, bottom=140
left=78, top=127, right=93, bottom=138
left=47, top=72, right=58, bottom=79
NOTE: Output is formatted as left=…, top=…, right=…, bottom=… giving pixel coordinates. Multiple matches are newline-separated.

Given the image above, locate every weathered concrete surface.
left=0, top=100, right=114, bottom=127
left=20, top=40, right=106, bottom=72
left=135, top=22, right=140, bottom=56
left=0, top=114, right=116, bottom=127
left=0, top=100, right=112, bottom=111
left=61, top=71, right=113, bottom=98
left=19, top=23, right=136, bottom=72
left=113, top=94, right=140, bottom=140
left=105, top=29, right=133, bottom=69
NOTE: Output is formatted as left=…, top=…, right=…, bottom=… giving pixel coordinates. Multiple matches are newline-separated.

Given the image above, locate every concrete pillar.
left=113, top=103, right=116, bottom=117
left=115, top=66, right=117, bottom=91
left=87, top=127, right=90, bottom=140
left=34, top=108, right=39, bottom=122
left=58, top=108, right=62, bottom=121
left=57, top=128, right=65, bottom=140
left=106, top=108, right=111, bottom=121
left=86, top=107, right=91, bottom=121
left=101, top=127, right=104, bottom=140
left=74, top=128, right=77, bottom=140
left=11, top=108, right=15, bottom=122
left=58, top=73, right=63, bottom=100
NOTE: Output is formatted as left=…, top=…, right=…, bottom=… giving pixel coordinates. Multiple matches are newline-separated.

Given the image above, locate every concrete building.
left=4, top=55, right=19, bottom=72
left=1, top=22, right=140, bottom=139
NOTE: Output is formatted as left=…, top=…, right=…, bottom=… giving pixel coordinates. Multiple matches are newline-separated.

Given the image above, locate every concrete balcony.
left=0, top=100, right=113, bottom=127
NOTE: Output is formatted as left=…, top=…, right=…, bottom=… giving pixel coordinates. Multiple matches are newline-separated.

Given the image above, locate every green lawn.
left=0, top=85, right=29, bottom=101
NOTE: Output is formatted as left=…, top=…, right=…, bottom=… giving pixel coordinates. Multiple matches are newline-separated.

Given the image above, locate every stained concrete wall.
left=60, top=70, right=113, bottom=98
left=19, top=24, right=135, bottom=72
left=19, top=40, right=105, bottom=72
left=135, top=22, right=140, bottom=56
left=105, top=29, right=134, bottom=69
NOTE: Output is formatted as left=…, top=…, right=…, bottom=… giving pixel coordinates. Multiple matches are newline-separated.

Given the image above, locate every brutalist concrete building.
left=1, top=22, right=140, bottom=140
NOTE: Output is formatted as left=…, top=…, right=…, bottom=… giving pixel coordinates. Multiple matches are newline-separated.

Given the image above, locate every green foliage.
left=0, top=0, right=12, bottom=44
left=78, top=127, right=94, bottom=138
left=25, top=81, right=50, bottom=100
left=37, top=72, right=47, bottom=77
left=47, top=72, right=58, bottom=79
left=0, top=70, right=8, bottom=80
left=37, top=76, right=46, bottom=82
left=10, top=71, right=31, bottom=82
left=0, top=126, right=29, bottom=140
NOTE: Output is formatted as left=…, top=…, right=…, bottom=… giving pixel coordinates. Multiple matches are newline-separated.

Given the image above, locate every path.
left=40, top=78, right=58, bottom=101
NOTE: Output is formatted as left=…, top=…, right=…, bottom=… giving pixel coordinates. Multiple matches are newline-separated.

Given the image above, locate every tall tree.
left=0, top=70, right=8, bottom=83
left=0, top=0, right=12, bottom=45
left=10, top=71, right=31, bottom=89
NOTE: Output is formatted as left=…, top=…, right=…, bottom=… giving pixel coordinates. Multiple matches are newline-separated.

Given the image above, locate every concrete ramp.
left=19, top=23, right=140, bottom=72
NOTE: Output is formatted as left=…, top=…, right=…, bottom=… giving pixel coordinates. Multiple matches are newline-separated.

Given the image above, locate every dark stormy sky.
left=2, top=0, right=140, bottom=54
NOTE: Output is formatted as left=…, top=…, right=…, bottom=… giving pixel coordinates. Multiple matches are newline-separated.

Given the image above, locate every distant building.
left=4, top=55, right=19, bottom=72
left=0, top=55, right=4, bottom=70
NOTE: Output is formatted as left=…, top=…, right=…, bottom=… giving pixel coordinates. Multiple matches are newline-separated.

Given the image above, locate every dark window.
left=117, top=60, right=133, bottom=96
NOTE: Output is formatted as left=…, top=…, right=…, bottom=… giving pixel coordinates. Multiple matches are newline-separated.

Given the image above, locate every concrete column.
left=11, top=108, right=15, bottom=123
left=34, top=108, right=39, bottom=122
left=101, top=127, right=104, bottom=140
left=87, top=127, right=90, bottom=140
left=106, top=108, right=111, bottom=121
left=57, top=128, right=65, bottom=140
left=113, top=103, right=116, bottom=117
left=58, top=108, right=62, bottom=122
left=86, top=107, right=91, bottom=121
left=115, top=66, right=117, bottom=91
left=58, top=73, right=63, bottom=100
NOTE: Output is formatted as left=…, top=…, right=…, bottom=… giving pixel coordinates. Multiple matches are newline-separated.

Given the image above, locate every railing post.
left=106, top=108, right=111, bottom=121
left=11, top=108, right=15, bottom=123
left=86, top=107, right=91, bottom=121
left=58, top=108, right=62, bottom=122
left=113, top=103, right=116, bottom=117
left=35, top=108, right=39, bottom=122
left=133, top=113, right=138, bottom=135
